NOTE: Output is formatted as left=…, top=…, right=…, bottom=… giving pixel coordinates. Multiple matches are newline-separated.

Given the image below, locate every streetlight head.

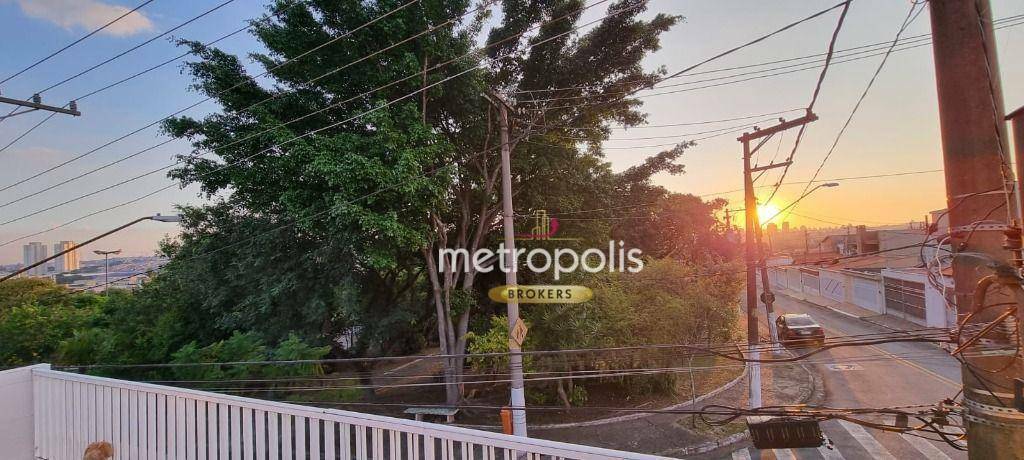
left=149, top=213, right=182, bottom=223
left=822, top=182, right=840, bottom=187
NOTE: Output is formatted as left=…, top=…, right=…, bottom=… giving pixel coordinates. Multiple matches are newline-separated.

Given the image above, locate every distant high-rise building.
left=22, top=242, right=48, bottom=276
left=52, top=241, right=80, bottom=273
left=782, top=221, right=790, bottom=232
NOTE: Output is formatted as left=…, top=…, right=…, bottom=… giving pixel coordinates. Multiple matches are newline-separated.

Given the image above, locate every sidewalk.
left=776, top=287, right=927, bottom=331
left=774, top=286, right=953, bottom=351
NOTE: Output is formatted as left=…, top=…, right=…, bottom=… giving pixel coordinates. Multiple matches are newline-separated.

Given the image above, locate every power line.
left=762, top=0, right=851, bottom=206
left=0, top=0, right=640, bottom=252
left=516, top=11, right=1019, bottom=95
left=33, top=0, right=238, bottom=97
left=788, top=1, right=926, bottom=217
left=62, top=326, right=956, bottom=370
left=0, top=0, right=424, bottom=195
left=0, top=1, right=306, bottom=156
left=698, top=168, right=945, bottom=198
left=0, top=0, right=158, bottom=86
left=0, top=0, right=622, bottom=229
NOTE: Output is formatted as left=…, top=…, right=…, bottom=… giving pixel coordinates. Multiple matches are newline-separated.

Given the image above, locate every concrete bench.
left=404, top=407, right=459, bottom=423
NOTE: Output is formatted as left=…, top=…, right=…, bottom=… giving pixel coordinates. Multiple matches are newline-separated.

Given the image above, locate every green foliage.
left=284, top=387, right=362, bottom=404
left=518, top=258, right=741, bottom=400
left=569, top=385, right=588, bottom=406
left=0, top=278, right=69, bottom=311
left=466, top=315, right=512, bottom=373
left=0, top=301, right=99, bottom=366
left=169, top=331, right=330, bottom=381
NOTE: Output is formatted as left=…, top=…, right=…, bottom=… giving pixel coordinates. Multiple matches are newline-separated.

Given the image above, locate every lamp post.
left=92, top=249, right=122, bottom=291
left=2, top=213, right=182, bottom=283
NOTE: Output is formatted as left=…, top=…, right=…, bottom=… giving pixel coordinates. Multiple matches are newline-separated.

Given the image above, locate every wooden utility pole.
left=738, top=112, right=817, bottom=406
left=489, top=92, right=529, bottom=437
left=929, top=1, right=1024, bottom=457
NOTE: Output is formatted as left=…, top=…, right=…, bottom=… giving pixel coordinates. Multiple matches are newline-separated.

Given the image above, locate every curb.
left=665, top=348, right=823, bottom=458
left=457, top=363, right=750, bottom=431
left=777, top=291, right=953, bottom=352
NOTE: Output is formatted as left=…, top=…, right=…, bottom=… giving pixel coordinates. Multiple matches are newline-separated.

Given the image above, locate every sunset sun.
left=757, top=203, right=781, bottom=223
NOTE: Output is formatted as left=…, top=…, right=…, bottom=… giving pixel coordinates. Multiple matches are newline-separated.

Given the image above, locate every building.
left=817, top=225, right=927, bottom=269
left=21, top=242, right=48, bottom=276
left=51, top=241, right=79, bottom=274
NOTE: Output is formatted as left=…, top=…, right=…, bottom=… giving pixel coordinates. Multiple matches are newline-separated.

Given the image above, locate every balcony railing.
left=0, top=365, right=668, bottom=460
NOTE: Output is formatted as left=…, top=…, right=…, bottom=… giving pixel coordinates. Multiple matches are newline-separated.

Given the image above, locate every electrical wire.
left=0, top=0, right=158, bottom=86
left=33, top=0, right=239, bottom=97
left=761, top=0, right=851, bottom=206
left=784, top=1, right=925, bottom=221
left=0, top=0, right=612, bottom=226
left=0, top=1, right=307, bottom=156
left=0, top=0, right=425, bottom=195
left=61, top=326, right=959, bottom=371
left=511, top=13, right=1024, bottom=95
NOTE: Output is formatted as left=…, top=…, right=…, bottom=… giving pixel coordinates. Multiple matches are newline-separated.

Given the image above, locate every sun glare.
left=757, top=203, right=781, bottom=223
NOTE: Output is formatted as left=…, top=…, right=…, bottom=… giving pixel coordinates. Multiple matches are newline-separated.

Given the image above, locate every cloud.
left=12, top=0, right=155, bottom=36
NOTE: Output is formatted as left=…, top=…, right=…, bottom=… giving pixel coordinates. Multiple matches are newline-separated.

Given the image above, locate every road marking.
left=731, top=448, right=751, bottom=460
left=838, top=419, right=896, bottom=460
left=901, top=434, right=952, bottom=460
left=865, top=344, right=960, bottom=388
left=772, top=449, right=795, bottom=460
left=817, top=446, right=846, bottom=460
left=780, top=293, right=959, bottom=388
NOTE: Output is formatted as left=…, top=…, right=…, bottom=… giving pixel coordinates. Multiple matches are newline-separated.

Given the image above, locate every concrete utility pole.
left=490, top=93, right=529, bottom=437
left=929, top=1, right=1024, bottom=457
left=738, top=112, right=817, bottom=406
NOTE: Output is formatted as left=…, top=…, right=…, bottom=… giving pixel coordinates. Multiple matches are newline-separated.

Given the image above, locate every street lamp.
left=1, top=213, right=182, bottom=283
left=93, top=249, right=122, bottom=291
left=761, top=182, right=840, bottom=226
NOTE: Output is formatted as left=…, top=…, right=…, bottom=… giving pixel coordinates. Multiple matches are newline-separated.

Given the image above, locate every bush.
left=0, top=301, right=98, bottom=366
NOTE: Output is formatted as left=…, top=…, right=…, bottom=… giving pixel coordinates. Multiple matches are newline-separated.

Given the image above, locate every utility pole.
left=0, top=93, right=80, bottom=121
left=929, top=1, right=1024, bottom=457
left=489, top=92, right=529, bottom=437
left=738, top=112, right=817, bottom=406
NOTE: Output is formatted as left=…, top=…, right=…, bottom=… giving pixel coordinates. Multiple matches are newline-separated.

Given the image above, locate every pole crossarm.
left=750, top=161, right=793, bottom=173
left=738, top=112, right=818, bottom=143
left=0, top=95, right=80, bottom=119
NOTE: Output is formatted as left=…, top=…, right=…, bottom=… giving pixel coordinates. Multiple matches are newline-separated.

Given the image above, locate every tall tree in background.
left=161, top=0, right=478, bottom=350
left=423, top=0, right=679, bottom=402
left=161, top=0, right=680, bottom=404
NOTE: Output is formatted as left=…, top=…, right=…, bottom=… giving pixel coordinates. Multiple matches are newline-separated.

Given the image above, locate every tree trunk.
left=556, top=379, right=571, bottom=408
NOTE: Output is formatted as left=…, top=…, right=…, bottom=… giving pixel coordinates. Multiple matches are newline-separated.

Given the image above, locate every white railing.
left=1, top=364, right=670, bottom=460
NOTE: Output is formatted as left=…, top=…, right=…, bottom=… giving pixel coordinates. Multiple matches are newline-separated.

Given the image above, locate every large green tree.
left=160, top=0, right=681, bottom=403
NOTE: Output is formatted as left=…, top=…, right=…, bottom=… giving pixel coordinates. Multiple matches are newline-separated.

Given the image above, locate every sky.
left=0, top=0, right=1021, bottom=264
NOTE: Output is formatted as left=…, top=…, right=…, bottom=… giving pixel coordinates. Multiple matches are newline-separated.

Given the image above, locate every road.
left=709, top=293, right=965, bottom=460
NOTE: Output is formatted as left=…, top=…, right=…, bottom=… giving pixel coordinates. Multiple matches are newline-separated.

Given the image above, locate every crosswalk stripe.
left=901, top=434, right=952, bottom=460
left=817, top=446, right=846, bottom=460
left=837, top=420, right=896, bottom=460
left=772, top=449, right=796, bottom=460
left=731, top=448, right=752, bottom=460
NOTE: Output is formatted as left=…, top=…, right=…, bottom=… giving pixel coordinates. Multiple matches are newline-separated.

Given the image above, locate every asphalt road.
left=710, top=294, right=965, bottom=460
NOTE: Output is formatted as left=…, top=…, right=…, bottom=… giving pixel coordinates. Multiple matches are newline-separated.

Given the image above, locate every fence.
left=2, top=365, right=669, bottom=460
left=767, top=266, right=954, bottom=328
